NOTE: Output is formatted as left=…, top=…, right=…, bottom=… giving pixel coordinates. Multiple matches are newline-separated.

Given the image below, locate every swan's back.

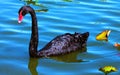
left=37, top=32, right=89, bottom=57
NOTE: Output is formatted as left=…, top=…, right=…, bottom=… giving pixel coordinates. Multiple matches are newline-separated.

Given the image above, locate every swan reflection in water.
left=28, top=47, right=87, bottom=75
left=28, top=58, right=38, bottom=75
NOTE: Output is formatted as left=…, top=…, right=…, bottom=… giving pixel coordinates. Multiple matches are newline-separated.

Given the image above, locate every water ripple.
left=1, top=0, right=120, bottom=75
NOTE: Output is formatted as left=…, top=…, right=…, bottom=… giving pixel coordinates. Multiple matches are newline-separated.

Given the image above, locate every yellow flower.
left=99, top=66, right=117, bottom=74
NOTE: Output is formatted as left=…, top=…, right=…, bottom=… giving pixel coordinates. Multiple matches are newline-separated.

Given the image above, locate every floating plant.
left=63, top=0, right=73, bottom=2
left=99, top=66, right=117, bottom=75
left=20, top=0, right=48, bottom=12
left=96, top=30, right=111, bottom=41
left=114, top=42, right=120, bottom=50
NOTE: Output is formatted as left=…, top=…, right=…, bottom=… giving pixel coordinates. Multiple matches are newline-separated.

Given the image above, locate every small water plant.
left=114, top=42, right=120, bottom=47
left=96, top=30, right=111, bottom=41
left=63, top=0, right=73, bottom=2
left=99, top=65, right=117, bottom=75
left=100, top=0, right=107, bottom=2
left=114, top=42, right=120, bottom=50
left=20, top=0, right=48, bottom=12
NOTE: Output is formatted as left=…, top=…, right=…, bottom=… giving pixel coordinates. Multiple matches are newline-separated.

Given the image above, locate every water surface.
left=0, top=0, right=120, bottom=75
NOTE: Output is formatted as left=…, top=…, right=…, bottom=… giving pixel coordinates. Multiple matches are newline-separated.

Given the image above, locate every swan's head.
left=75, top=32, right=89, bottom=47
left=18, top=6, right=33, bottom=23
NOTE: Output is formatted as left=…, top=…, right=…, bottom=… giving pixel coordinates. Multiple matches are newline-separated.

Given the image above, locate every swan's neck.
left=29, top=10, right=39, bottom=57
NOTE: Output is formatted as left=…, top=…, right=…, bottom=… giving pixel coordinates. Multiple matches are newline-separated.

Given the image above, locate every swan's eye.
left=18, top=11, right=23, bottom=23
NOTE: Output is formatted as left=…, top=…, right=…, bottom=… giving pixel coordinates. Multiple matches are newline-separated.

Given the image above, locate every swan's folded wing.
left=39, top=33, right=82, bottom=56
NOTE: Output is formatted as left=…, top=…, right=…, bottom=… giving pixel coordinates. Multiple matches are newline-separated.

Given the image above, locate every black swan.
left=18, top=6, right=89, bottom=57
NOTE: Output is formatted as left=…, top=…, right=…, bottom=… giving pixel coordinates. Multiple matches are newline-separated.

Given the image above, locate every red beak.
left=18, top=11, right=23, bottom=23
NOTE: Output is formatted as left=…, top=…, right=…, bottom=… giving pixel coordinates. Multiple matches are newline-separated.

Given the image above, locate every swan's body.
left=18, top=6, right=89, bottom=57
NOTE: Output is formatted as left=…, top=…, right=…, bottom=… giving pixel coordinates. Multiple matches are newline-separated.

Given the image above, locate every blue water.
left=0, top=0, right=120, bottom=75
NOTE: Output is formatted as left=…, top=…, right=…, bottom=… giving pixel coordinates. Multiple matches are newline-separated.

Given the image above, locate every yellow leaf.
left=99, top=65, right=117, bottom=74
left=96, top=30, right=111, bottom=41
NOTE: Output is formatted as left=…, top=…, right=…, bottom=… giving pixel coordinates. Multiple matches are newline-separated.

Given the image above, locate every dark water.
left=0, top=0, right=120, bottom=75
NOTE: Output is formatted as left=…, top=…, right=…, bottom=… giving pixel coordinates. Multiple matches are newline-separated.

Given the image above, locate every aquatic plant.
left=114, top=42, right=120, bottom=50
left=63, top=0, right=73, bottom=2
left=99, top=66, right=117, bottom=75
left=100, top=0, right=107, bottom=2
left=114, top=43, right=120, bottom=47
left=96, top=30, right=111, bottom=41
left=20, top=0, right=48, bottom=12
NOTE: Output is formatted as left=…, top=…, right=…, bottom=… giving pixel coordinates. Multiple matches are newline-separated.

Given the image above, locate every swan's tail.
left=74, top=32, right=89, bottom=47
left=81, top=32, right=89, bottom=47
